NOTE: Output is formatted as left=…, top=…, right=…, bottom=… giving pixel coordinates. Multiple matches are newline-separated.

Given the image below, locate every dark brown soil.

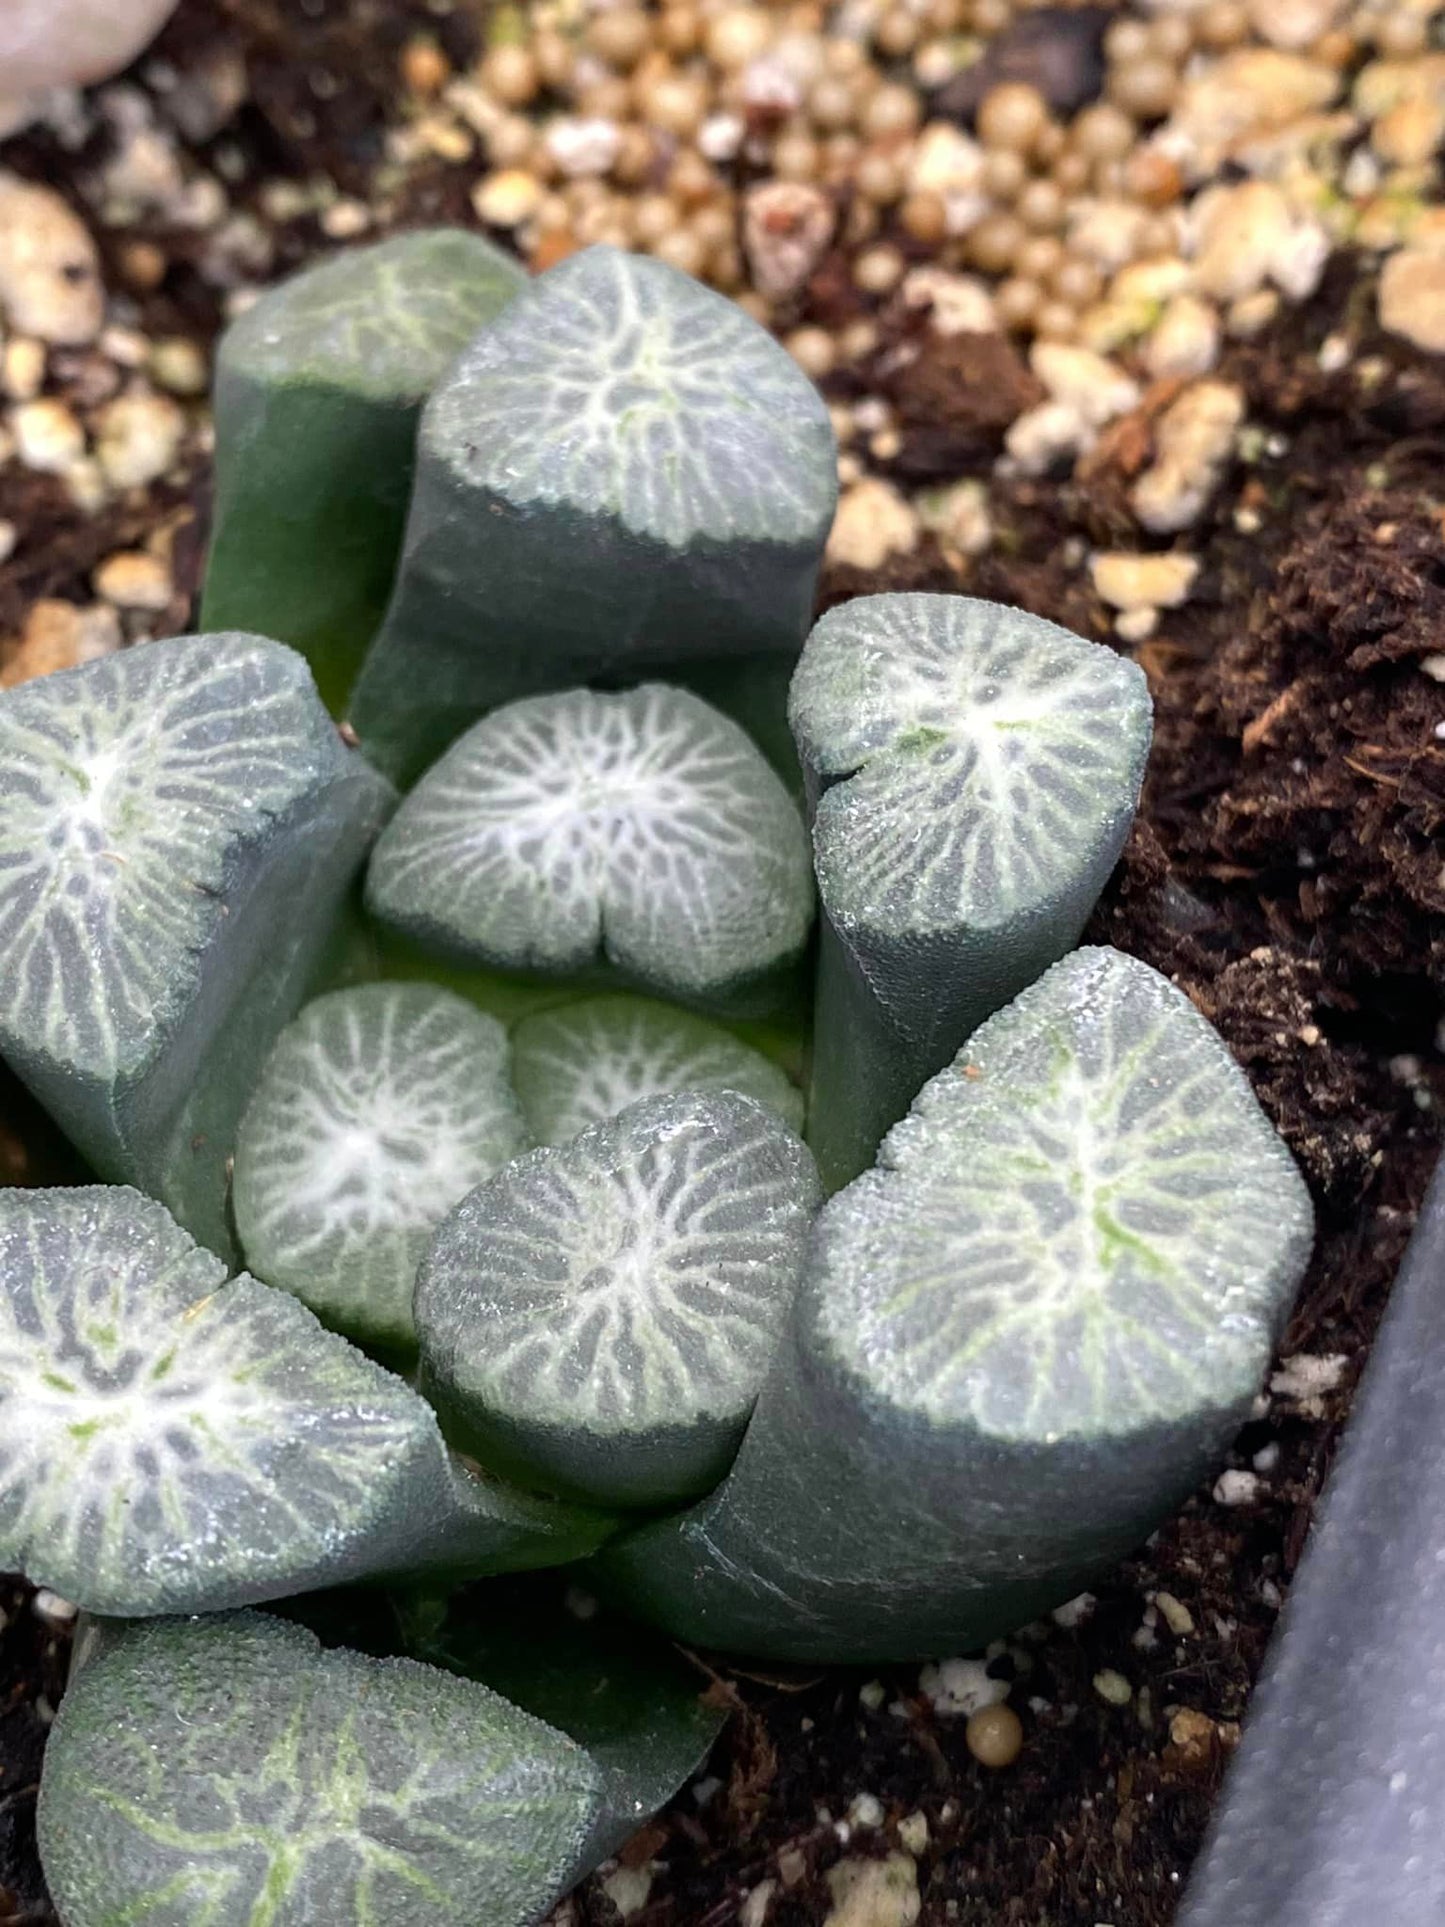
left=1, top=7, right=1442, bottom=1926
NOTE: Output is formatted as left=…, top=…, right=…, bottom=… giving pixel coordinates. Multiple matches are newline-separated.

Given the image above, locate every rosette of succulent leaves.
left=0, top=233, right=1315, bottom=1927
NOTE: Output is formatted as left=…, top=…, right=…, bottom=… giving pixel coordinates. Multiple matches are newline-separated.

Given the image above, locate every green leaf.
left=789, top=592, right=1152, bottom=1189
left=346, top=244, right=837, bottom=783
left=0, top=1186, right=615, bottom=1616
left=233, top=983, right=529, bottom=1352
left=202, top=230, right=526, bottom=714
left=416, top=1092, right=821, bottom=1510
left=593, top=948, right=1314, bottom=1661
left=38, top=1611, right=602, bottom=1927
left=0, top=632, right=392, bottom=1257
left=511, top=992, right=805, bottom=1145
left=404, top=1575, right=728, bottom=1864
left=365, top=685, right=814, bottom=1017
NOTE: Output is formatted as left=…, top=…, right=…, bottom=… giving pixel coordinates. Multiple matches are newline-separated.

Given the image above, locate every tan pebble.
left=741, top=180, right=835, bottom=301
left=824, top=1853, right=921, bottom=1927
left=1115, top=605, right=1158, bottom=644
left=1190, top=180, right=1293, bottom=302
left=978, top=82, right=1049, bottom=153
left=1066, top=199, right=1150, bottom=272
left=1091, top=550, right=1199, bottom=612
left=94, top=549, right=172, bottom=611
left=480, top=44, right=539, bottom=108
left=1169, top=51, right=1340, bottom=179
left=896, top=1811, right=929, bottom=1855
left=826, top=478, right=919, bottom=571
left=997, top=275, right=1043, bottom=332
left=401, top=36, right=451, bottom=97
left=118, top=239, right=167, bottom=291
left=65, top=456, right=108, bottom=514
left=148, top=337, right=208, bottom=396
left=966, top=1703, right=1024, bottom=1767
left=741, top=1878, right=777, bottom=1927
left=1147, top=292, right=1221, bottom=381
left=319, top=198, right=371, bottom=241
left=1226, top=288, right=1281, bottom=338
left=95, top=389, right=186, bottom=490
left=1108, top=57, right=1179, bottom=123
left=786, top=326, right=836, bottom=379
left=1132, top=379, right=1245, bottom=533
left=706, top=7, right=774, bottom=70
left=11, top=397, right=83, bottom=473
left=1380, top=249, right=1445, bottom=353
left=1245, top=0, right=1343, bottom=50
left=1, top=599, right=120, bottom=689
left=1167, top=1706, right=1221, bottom=1767
left=2, top=336, right=45, bottom=402
left=967, top=212, right=1026, bottom=274
left=855, top=244, right=905, bottom=295
left=1373, top=95, right=1445, bottom=168
left=1004, top=399, right=1091, bottom=475
left=472, top=168, right=544, bottom=228
left=906, top=123, right=986, bottom=216
left=588, top=6, right=653, bottom=69
left=645, top=73, right=709, bottom=138
left=0, top=174, right=103, bottom=346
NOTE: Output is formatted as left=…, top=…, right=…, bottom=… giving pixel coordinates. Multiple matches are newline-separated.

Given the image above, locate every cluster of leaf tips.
left=0, top=230, right=1315, bottom=1927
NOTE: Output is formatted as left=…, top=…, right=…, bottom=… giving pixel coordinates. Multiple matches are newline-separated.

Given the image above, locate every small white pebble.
left=1270, top=1354, right=1348, bottom=1402
left=859, top=1679, right=887, bottom=1712
left=148, top=336, right=208, bottom=396
left=563, top=1585, right=598, bottom=1621
left=691, top=1775, right=722, bottom=1807
left=94, top=548, right=172, bottom=611
left=1115, top=606, right=1159, bottom=644
left=32, top=1588, right=77, bottom=1624
left=848, top=1793, right=885, bottom=1831
left=918, top=1657, right=1008, bottom=1718
left=1253, top=1440, right=1282, bottom=1473
left=95, top=388, right=186, bottom=490
left=1213, top=1468, right=1263, bottom=1507
left=2, top=335, right=45, bottom=401
left=319, top=197, right=371, bottom=240
left=599, top=1864, right=653, bottom=1920
left=1051, top=1592, right=1096, bottom=1629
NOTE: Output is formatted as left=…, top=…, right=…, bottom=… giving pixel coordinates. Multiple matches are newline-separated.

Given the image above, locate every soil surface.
left=1, top=5, right=1443, bottom=1925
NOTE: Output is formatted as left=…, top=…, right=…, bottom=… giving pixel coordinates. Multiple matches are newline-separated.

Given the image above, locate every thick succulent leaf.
left=417, top=1092, right=822, bottom=1509
left=233, top=983, right=529, bottom=1352
left=347, top=244, right=837, bottom=782
left=0, top=1187, right=615, bottom=1615
left=38, top=1612, right=602, bottom=1927
left=594, top=949, right=1314, bottom=1661
left=511, top=993, right=804, bottom=1145
left=202, top=229, right=526, bottom=713
left=0, top=631, right=392, bottom=1257
left=405, top=1576, right=727, bottom=1864
left=789, top=592, right=1151, bottom=1188
left=366, top=685, right=814, bottom=1015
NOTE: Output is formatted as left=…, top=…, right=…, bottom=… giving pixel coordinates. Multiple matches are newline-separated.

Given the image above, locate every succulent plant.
left=0, top=234, right=1317, bottom=1927
left=202, top=229, right=525, bottom=713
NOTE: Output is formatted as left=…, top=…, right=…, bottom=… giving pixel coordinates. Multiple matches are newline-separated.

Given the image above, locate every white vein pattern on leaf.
left=817, top=954, right=1306, bottom=1440
left=0, top=1194, right=430, bottom=1604
left=435, top=1103, right=810, bottom=1432
left=233, top=235, right=520, bottom=397
left=235, top=988, right=525, bottom=1327
left=801, top=598, right=1148, bottom=933
left=0, top=640, right=328, bottom=1081
left=369, top=687, right=812, bottom=995
left=432, top=247, right=834, bottom=547
left=513, top=996, right=802, bottom=1145
left=61, top=1625, right=587, bottom=1927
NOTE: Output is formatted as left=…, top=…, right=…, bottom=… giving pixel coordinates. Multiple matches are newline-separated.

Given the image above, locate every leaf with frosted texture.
left=0, top=631, right=392, bottom=1256
left=511, top=993, right=804, bottom=1146
left=417, top=1092, right=822, bottom=1509
left=789, top=593, right=1152, bottom=1188
left=366, top=685, right=814, bottom=1014
left=0, top=1187, right=615, bottom=1615
left=38, top=1612, right=601, bottom=1927
left=594, top=949, right=1314, bottom=1662
left=347, top=245, right=838, bottom=782
left=233, top=983, right=529, bottom=1351
left=202, top=229, right=526, bottom=713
